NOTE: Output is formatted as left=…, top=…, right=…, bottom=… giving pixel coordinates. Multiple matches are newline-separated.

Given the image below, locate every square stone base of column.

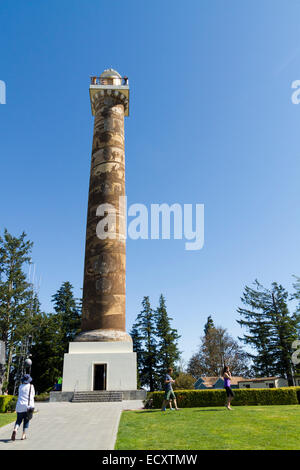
left=61, top=341, right=138, bottom=392
left=49, top=389, right=147, bottom=402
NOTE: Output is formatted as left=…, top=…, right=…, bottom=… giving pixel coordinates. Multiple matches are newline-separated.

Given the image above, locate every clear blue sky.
left=1, top=0, right=300, bottom=363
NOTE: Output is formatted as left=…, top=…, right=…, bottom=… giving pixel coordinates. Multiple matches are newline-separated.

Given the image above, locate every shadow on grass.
left=132, top=410, right=163, bottom=414
left=125, top=408, right=230, bottom=414
left=194, top=408, right=226, bottom=412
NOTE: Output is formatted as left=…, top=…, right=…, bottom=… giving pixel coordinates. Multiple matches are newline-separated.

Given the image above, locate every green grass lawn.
left=115, top=405, right=300, bottom=450
left=0, top=413, right=16, bottom=428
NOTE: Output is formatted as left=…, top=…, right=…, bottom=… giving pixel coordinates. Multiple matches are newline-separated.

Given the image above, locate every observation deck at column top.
left=89, top=68, right=130, bottom=116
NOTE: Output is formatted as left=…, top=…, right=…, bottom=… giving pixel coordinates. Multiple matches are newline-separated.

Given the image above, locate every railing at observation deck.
left=90, top=76, right=129, bottom=86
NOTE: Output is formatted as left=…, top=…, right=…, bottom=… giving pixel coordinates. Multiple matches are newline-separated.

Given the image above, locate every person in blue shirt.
left=161, top=367, right=179, bottom=411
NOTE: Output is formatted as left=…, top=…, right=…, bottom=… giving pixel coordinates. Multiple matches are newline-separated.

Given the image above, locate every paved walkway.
left=0, top=400, right=143, bottom=450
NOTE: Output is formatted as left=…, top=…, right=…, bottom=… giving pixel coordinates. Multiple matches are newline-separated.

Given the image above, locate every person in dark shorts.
left=161, top=367, right=179, bottom=411
left=223, top=365, right=234, bottom=410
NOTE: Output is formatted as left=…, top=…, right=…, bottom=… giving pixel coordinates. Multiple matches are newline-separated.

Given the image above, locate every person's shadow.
left=0, top=439, right=14, bottom=444
left=132, top=410, right=161, bottom=413
left=195, top=408, right=225, bottom=412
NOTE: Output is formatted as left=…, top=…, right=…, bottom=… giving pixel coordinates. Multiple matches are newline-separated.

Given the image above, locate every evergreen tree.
left=30, top=312, right=65, bottom=393
left=9, top=292, right=41, bottom=393
left=155, top=294, right=181, bottom=388
left=204, top=315, right=215, bottom=336
left=134, top=296, right=158, bottom=391
left=291, top=276, right=300, bottom=375
left=29, top=282, right=81, bottom=393
left=237, top=280, right=299, bottom=384
left=292, top=276, right=300, bottom=322
left=51, top=281, right=81, bottom=350
left=0, top=229, right=36, bottom=390
left=237, top=281, right=274, bottom=377
left=268, top=285, right=298, bottom=384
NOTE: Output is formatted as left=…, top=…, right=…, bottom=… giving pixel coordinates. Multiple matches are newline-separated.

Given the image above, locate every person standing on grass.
left=11, top=374, right=35, bottom=441
left=161, top=367, right=179, bottom=411
left=223, top=365, right=234, bottom=410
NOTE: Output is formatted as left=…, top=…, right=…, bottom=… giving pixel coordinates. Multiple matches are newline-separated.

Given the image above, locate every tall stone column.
left=77, top=69, right=130, bottom=343
left=60, top=70, right=139, bottom=394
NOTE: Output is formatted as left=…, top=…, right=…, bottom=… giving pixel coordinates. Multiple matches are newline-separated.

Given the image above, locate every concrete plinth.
left=62, top=341, right=137, bottom=392
left=49, top=390, right=147, bottom=402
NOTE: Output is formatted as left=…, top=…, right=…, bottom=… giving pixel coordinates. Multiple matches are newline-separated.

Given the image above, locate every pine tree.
left=30, top=312, right=65, bottom=393
left=237, top=281, right=274, bottom=377
left=134, top=296, right=158, bottom=391
left=237, top=280, right=299, bottom=384
left=292, top=276, right=300, bottom=321
left=0, top=229, right=36, bottom=390
left=155, top=294, right=181, bottom=388
left=269, top=284, right=299, bottom=384
left=204, top=315, right=215, bottom=336
left=10, top=292, right=41, bottom=393
left=131, top=295, right=182, bottom=391
left=30, top=282, right=81, bottom=393
left=51, top=281, right=81, bottom=350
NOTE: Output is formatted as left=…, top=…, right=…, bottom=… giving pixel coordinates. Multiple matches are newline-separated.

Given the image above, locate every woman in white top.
left=11, top=374, right=35, bottom=441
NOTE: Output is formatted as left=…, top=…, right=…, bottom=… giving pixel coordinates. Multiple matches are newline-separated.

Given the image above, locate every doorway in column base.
left=93, top=364, right=107, bottom=391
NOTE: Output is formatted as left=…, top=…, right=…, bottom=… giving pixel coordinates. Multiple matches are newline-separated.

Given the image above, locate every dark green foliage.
left=51, top=281, right=81, bottom=348
left=155, top=294, right=181, bottom=388
left=134, top=296, right=159, bottom=391
left=131, top=295, right=181, bottom=391
left=0, top=229, right=37, bottom=390
left=148, top=387, right=300, bottom=409
left=237, top=280, right=299, bottom=384
left=292, top=275, right=300, bottom=309
left=30, top=282, right=81, bottom=393
left=30, top=313, right=65, bottom=394
left=0, top=231, right=81, bottom=394
left=204, top=315, right=215, bottom=336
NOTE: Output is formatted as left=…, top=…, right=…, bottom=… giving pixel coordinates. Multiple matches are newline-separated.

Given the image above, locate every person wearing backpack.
left=11, top=374, right=35, bottom=441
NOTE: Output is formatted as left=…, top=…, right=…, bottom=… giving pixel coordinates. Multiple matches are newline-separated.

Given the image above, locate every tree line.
left=0, top=229, right=299, bottom=394
left=237, top=279, right=300, bottom=385
left=128, top=289, right=300, bottom=389
left=0, top=229, right=81, bottom=394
